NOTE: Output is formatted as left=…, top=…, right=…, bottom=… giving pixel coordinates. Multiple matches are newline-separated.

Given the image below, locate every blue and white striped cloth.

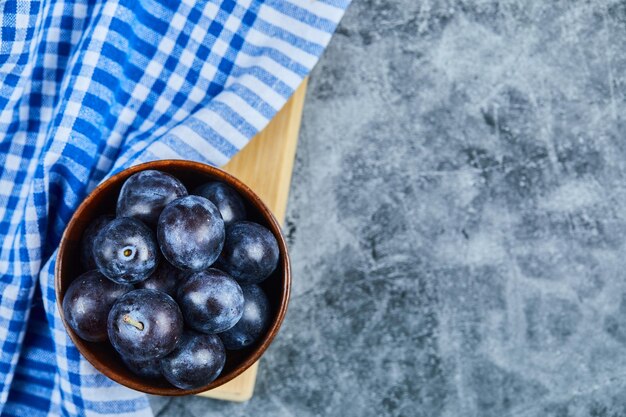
left=0, top=1, right=348, bottom=415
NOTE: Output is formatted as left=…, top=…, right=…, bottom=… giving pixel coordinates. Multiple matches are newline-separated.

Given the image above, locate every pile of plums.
left=62, top=170, right=279, bottom=389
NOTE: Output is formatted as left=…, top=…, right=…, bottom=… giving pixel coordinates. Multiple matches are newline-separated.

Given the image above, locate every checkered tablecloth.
left=0, top=0, right=349, bottom=415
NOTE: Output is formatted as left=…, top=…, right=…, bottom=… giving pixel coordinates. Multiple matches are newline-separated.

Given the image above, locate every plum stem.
left=123, top=314, right=144, bottom=331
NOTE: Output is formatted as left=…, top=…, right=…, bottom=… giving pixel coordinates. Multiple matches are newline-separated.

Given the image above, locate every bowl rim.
left=55, top=159, right=291, bottom=396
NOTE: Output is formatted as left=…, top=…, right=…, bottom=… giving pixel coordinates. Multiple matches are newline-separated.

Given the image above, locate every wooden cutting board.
left=196, top=79, right=307, bottom=402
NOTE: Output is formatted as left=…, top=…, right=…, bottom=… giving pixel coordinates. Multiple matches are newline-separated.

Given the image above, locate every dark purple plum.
left=219, top=284, right=270, bottom=350
left=117, top=170, right=188, bottom=225
left=157, top=195, right=225, bottom=271
left=93, top=217, right=159, bottom=284
left=136, top=261, right=186, bottom=297
left=217, top=221, right=279, bottom=284
left=177, top=269, right=244, bottom=334
left=80, top=215, right=114, bottom=270
left=193, top=182, right=246, bottom=226
left=160, top=331, right=226, bottom=389
left=107, top=289, right=183, bottom=361
left=62, top=270, right=133, bottom=342
left=121, top=355, right=162, bottom=379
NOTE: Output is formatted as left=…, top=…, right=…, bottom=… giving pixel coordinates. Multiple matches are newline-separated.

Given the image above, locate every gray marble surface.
left=151, top=1, right=626, bottom=416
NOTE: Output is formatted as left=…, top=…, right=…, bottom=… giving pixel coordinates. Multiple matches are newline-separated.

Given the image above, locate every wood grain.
left=197, top=79, right=308, bottom=402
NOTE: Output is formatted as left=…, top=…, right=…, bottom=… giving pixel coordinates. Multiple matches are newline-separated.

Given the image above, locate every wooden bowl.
left=55, top=160, right=291, bottom=396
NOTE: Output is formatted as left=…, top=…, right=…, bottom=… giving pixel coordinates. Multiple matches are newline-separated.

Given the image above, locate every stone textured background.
left=151, top=1, right=626, bottom=415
